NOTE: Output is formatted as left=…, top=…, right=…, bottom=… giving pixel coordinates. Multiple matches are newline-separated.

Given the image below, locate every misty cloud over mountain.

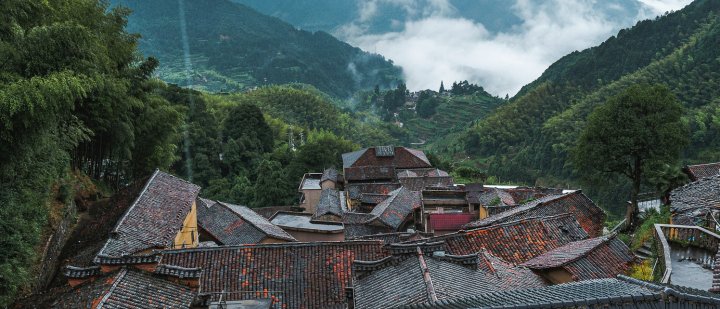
left=334, top=0, right=693, bottom=96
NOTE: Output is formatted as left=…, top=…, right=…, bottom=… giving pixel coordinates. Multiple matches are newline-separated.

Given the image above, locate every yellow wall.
left=479, top=206, right=488, bottom=219
left=300, top=189, right=322, bottom=213
left=174, top=201, right=199, bottom=249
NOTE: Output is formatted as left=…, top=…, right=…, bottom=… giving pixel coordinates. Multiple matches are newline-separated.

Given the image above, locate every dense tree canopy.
left=0, top=0, right=181, bottom=304
left=572, top=84, right=689, bottom=229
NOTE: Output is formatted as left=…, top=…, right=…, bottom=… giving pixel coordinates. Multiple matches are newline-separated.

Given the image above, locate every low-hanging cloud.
left=338, top=0, right=692, bottom=96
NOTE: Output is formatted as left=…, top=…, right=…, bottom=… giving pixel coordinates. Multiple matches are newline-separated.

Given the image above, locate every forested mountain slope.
left=460, top=0, right=720, bottom=214
left=110, top=0, right=402, bottom=96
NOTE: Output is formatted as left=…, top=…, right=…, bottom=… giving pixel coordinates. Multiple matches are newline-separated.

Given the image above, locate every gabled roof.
left=353, top=244, right=546, bottom=309
left=684, top=162, right=720, bottom=181
left=670, top=174, right=720, bottom=220
left=197, top=199, right=296, bottom=244
left=313, top=189, right=347, bottom=219
left=341, top=149, right=367, bottom=168
left=52, top=267, right=196, bottom=308
left=405, top=214, right=588, bottom=264
left=321, top=167, right=339, bottom=183
left=521, top=235, right=634, bottom=281
left=98, top=170, right=200, bottom=257
left=370, top=187, right=422, bottom=229
left=463, top=191, right=606, bottom=237
left=159, top=241, right=388, bottom=308
left=341, top=146, right=431, bottom=169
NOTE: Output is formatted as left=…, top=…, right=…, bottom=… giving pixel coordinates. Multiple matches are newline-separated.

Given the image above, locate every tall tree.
left=572, top=84, right=689, bottom=231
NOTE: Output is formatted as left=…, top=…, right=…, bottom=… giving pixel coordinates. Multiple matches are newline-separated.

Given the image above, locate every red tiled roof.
left=684, top=162, right=720, bottom=181
left=521, top=236, right=634, bottom=281
left=159, top=241, right=388, bottom=308
left=405, top=214, right=588, bottom=264
left=429, top=213, right=476, bottom=231
left=98, top=170, right=200, bottom=257
left=464, top=191, right=606, bottom=237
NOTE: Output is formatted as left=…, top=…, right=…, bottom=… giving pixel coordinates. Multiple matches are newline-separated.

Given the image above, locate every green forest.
left=0, top=1, right=407, bottom=303
left=3, top=0, right=720, bottom=305
left=109, top=0, right=403, bottom=97
left=445, top=0, right=720, bottom=217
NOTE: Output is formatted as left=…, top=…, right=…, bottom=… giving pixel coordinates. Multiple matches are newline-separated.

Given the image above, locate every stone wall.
left=31, top=200, right=77, bottom=292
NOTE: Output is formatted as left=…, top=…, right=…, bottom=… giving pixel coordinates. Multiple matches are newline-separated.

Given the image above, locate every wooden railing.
left=653, top=224, right=720, bottom=284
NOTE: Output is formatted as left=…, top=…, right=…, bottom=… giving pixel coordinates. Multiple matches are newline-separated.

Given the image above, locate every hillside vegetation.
left=110, top=0, right=403, bottom=96
left=456, top=0, right=720, bottom=215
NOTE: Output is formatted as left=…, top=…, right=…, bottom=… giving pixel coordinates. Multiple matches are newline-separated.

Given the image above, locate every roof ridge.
left=217, top=201, right=295, bottom=241
left=95, top=267, right=128, bottom=309
left=161, top=240, right=385, bottom=253
left=416, top=246, right=438, bottom=303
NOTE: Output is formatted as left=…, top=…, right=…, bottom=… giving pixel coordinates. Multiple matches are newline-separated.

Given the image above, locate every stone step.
left=636, top=248, right=653, bottom=256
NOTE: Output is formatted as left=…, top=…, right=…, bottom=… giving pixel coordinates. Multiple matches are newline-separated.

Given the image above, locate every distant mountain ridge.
left=232, top=0, right=643, bottom=35
left=110, top=0, right=403, bottom=96
left=453, top=0, right=720, bottom=213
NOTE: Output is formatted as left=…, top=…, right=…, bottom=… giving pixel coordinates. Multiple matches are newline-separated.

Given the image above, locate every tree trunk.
left=624, top=156, right=642, bottom=232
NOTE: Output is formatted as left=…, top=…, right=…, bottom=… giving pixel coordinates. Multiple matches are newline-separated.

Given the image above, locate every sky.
left=337, top=0, right=693, bottom=96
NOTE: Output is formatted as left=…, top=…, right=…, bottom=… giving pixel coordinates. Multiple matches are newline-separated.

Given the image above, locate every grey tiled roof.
left=670, top=174, right=720, bottom=222
left=396, top=276, right=720, bottom=309
left=98, top=170, right=200, bottom=257
left=313, top=189, right=346, bottom=219
left=352, top=245, right=547, bottom=309
left=53, top=267, right=196, bottom=308
left=198, top=199, right=296, bottom=244
left=342, top=187, right=421, bottom=238
left=321, top=167, right=339, bottom=183
left=370, top=187, right=422, bottom=229
left=342, top=149, right=367, bottom=168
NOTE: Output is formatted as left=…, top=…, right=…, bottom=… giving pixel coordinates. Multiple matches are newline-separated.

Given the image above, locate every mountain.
left=453, top=0, right=720, bottom=214
left=232, top=0, right=642, bottom=35
left=110, top=0, right=403, bottom=96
